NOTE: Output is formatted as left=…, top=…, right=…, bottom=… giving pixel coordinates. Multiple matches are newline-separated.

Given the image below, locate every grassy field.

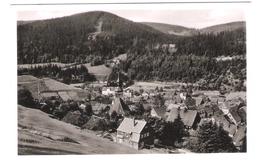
left=83, top=63, right=112, bottom=81
left=18, top=105, right=147, bottom=154
left=18, top=75, right=89, bottom=100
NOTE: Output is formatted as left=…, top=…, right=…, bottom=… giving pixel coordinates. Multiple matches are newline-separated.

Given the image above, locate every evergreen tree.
left=172, top=113, right=188, bottom=143
left=160, top=113, right=188, bottom=146
left=193, top=120, right=237, bottom=153
left=18, top=88, right=35, bottom=108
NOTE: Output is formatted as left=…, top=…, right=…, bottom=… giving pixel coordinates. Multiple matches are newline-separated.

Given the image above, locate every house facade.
left=116, top=117, right=153, bottom=149
left=102, top=87, right=116, bottom=96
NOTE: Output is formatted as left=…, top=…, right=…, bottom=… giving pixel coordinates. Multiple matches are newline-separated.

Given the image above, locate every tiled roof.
left=194, top=97, right=203, bottom=106
left=151, top=106, right=167, bottom=118
left=117, top=117, right=147, bottom=134
left=167, top=107, right=199, bottom=127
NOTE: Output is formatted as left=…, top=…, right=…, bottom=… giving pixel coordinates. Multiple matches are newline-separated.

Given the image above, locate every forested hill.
left=200, top=21, right=245, bottom=34
left=17, top=11, right=246, bottom=90
left=141, top=22, right=197, bottom=36
left=17, top=11, right=172, bottom=64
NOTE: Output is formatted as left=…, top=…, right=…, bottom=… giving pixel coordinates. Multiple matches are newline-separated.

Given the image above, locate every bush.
left=18, top=88, right=35, bottom=108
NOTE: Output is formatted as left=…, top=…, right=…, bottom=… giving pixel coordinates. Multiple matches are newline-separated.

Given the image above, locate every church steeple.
left=115, top=71, right=123, bottom=97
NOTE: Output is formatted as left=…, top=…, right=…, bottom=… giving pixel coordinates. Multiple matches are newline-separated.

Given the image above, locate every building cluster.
left=21, top=74, right=246, bottom=151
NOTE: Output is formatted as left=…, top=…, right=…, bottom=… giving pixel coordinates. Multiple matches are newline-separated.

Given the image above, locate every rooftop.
left=117, top=117, right=147, bottom=134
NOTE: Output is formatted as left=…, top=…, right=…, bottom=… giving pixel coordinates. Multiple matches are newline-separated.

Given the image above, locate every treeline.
left=18, top=64, right=95, bottom=84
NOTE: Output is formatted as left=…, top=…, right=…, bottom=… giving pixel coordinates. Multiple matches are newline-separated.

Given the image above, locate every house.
left=109, top=97, right=130, bottom=116
left=194, top=97, right=204, bottom=107
left=219, top=101, right=244, bottom=126
left=172, top=94, right=182, bottom=104
left=166, top=103, right=181, bottom=112
left=102, top=87, right=116, bottom=96
left=141, top=92, right=150, bottom=100
left=213, top=115, right=237, bottom=137
left=123, top=89, right=133, bottom=98
left=210, top=96, right=219, bottom=104
left=150, top=106, right=167, bottom=119
left=217, top=95, right=226, bottom=104
left=208, top=95, right=226, bottom=105
left=229, top=106, right=242, bottom=125
left=180, top=92, right=187, bottom=100
left=166, top=107, right=201, bottom=129
left=238, top=106, right=246, bottom=124
left=79, top=103, right=86, bottom=111
left=184, top=96, right=196, bottom=110
left=116, top=117, right=152, bottom=149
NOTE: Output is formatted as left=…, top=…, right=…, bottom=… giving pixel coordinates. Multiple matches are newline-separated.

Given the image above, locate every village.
left=18, top=58, right=246, bottom=153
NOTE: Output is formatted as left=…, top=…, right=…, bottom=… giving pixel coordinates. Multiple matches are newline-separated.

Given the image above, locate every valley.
left=17, top=10, right=247, bottom=154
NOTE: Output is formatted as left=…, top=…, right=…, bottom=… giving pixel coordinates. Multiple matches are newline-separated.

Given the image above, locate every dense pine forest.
left=17, top=11, right=246, bottom=91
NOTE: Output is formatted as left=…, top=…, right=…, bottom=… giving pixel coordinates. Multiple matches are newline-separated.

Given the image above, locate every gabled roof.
left=117, top=117, right=147, bottom=134
left=58, top=91, right=71, bottom=101
left=151, top=106, right=167, bottom=119
left=167, top=107, right=199, bottom=127
left=210, top=96, right=219, bottom=104
left=109, top=97, right=130, bottom=115
left=238, top=106, right=246, bottom=123
left=173, top=94, right=182, bottom=104
left=229, top=106, right=241, bottom=124
left=166, top=103, right=180, bottom=112
left=194, top=97, right=204, bottom=106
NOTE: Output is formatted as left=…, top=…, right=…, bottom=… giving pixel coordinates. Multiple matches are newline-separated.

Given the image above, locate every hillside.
left=200, top=21, right=246, bottom=34
left=18, top=75, right=89, bottom=100
left=17, top=11, right=246, bottom=89
left=18, top=105, right=145, bottom=154
left=141, top=22, right=197, bottom=36
left=17, top=11, right=170, bottom=64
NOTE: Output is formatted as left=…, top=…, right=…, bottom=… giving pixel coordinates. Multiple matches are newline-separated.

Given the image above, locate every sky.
left=17, top=9, right=245, bottom=29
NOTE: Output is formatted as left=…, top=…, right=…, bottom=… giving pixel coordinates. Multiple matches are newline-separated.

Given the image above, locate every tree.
left=153, top=94, right=165, bottom=107
left=84, top=102, right=93, bottom=116
left=160, top=121, right=177, bottom=147
left=18, top=88, right=35, bottom=108
left=172, top=113, right=188, bottom=143
left=160, top=113, right=188, bottom=147
left=184, top=96, right=196, bottom=109
left=191, top=119, right=237, bottom=153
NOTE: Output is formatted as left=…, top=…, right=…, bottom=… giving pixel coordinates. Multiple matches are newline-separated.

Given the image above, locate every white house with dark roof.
left=116, top=117, right=152, bottom=149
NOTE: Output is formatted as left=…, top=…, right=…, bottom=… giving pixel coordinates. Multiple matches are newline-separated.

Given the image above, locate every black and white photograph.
left=3, top=0, right=260, bottom=167
left=16, top=6, right=248, bottom=155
